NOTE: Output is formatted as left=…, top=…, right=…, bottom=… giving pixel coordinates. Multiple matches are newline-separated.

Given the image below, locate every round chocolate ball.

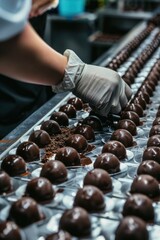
left=25, top=177, right=55, bottom=203
left=83, top=168, right=112, bottom=192
left=121, top=111, right=140, bottom=126
left=73, top=124, right=95, bottom=142
left=134, top=95, right=147, bottom=110
left=65, top=134, right=88, bottom=153
left=16, top=141, right=40, bottom=162
left=149, top=125, right=160, bottom=137
left=115, top=216, right=149, bottom=240
left=0, top=171, right=13, bottom=195
left=142, top=146, right=160, bottom=164
left=125, top=103, right=143, bottom=117
left=59, top=104, right=76, bottom=118
left=81, top=115, right=103, bottom=131
left=74, top=185, right=105, bottom=212
left=110, top=129, right=133, bottom=148
left=29, top=130, right=51, bottom=148
left=152, top=117, right=160, bottom=126
left=0, top=221, right=21, bottom=240
left=59, top=207, right=91, bottom=237
left=8, top=197, right=44, bottom=227
left=117, top=119, right=137, bottom=136
left=137, top=160, right=160, bottom=181
left=45, top=230, right=72, bottom=240
left=122, top=193, right=154, bottom=222
left=1, top=154, right=27, bottom=176
left=130, top=174, right=160, bottom=198
left=94, top=153, right=120, bottom=174
left=67, top=97, right=83, bottom=110
left=102, top=140, right=126, bottom=160
left=50, top=111, right=69, bottom=126
left=41, top=120, right=61, bottom=135
left=55, top=147, right=81, bottom=167
left=40, top=160, right=68, bottom=184
left=147, top=135, right=160, bottom=147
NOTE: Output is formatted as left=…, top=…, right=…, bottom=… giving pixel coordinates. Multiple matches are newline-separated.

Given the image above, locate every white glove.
left=52, top=50, right=132, bottom=117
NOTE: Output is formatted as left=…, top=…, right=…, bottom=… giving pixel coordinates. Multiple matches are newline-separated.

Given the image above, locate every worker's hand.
left=30, top=0, right=59, bottom=18
left=52, top=50, right=132, bottom=117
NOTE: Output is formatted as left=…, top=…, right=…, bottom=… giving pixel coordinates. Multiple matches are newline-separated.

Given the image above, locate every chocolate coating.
left=55, top=147, right=81, bottom=166
left=59, top=207, right=91, bottom=237
left=16, top=141, right=40, bottom=162
left=40, top=160, right=68, bottom=183
left=115, top=216, right=149, bottom=240
left=94, top=153, right=120, bottom=174
left=0, top=221, right=21, bottom=240
left=152, top=117, right=160, bottom=126
left=122, top=194, right=154, bottom=222
left=102, top=140, right=126, bottom=160
left=45, top=230, right=72, bottom=240
left=67, top=97, right=83, bottom=110
left=125, top=103, right=143, bottom=117
left=121, top=111, right=140, bottom=126
left=110, top=129, right=133, bottom=148
left=83, top=168, right=112, bottom=192
left=1, top=154, right=27, bottom=176
left=149, top=125, right=160, bottom=137
left=41, top=120, right=61, bottom=135
left=74, top=185, right=105, bottom=212
left=8, top=197, right=44, bottom=227
left=130, top=174, right=160, bottom=198
left=81, top=115, right=103, bottom=131
left=137, top=160, right=160, bottom=181
left=59, top=104, right=76, bottom=118
left=147, top=135, right=160, bottom=147
left=117, top=119, right=137, bottom=136
left=0, top=171, right=13, bottom=195
left=50, top=111, right=69, bottom=126
left=142, top=146, right=160, bottom=164
left=73, top=124, right=95, bottom=141
left=134, top=95, right=147, bottom=110
left=29, top=130, right=51, bottom=148
left=65, top=134, right=88, bottom=153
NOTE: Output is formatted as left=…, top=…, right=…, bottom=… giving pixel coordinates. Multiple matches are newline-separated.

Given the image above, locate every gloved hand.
left=52, top=50, right=132, bottom=117
left=30, top=0, right=59, bottom=17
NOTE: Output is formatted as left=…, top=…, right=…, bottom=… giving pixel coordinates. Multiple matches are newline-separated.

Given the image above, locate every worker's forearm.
left=0, top=23, right=67, bottom=86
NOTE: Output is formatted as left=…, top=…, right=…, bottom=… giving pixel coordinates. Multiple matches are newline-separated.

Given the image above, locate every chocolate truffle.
left=59, top=104, right=76, bottom=118
left=81, top=115, right=103, bottom=131
left=59, top=207, right=91, bottom=237
left=137, top=160, right=160, bottom=181
left=1, top=154, right=27, bottom=176
left=134, top=95, right=147, bottom=110
left=45, top=230, right=72, bottom=240
left=40, top=160, right=68, bottom=183
left=55, top=147, right=81, bottom=167
left=152, top=117, right=160, bottom=126
left=149, top=125, right=160, bottom=137
left=83, top=168, right=112, bottom=192
left=25, top=177, right=55, bottom=203
left=67, top=97, right=83, bottom=110
left=0, top=221, right=21, bottom=240
left=142, top=146, right=160, bottom=164
left=65, top=134, right=88, bottom=153
left=147, top=135, right=160, bottom=147
left=117, top=119, right=137, bottom=136
left=102, top=140, right=126, bottom=160
left=0, top=171, right=13, bottom=195
left=16, top=141, right=40, bottom=162
left=29, top=130, right=51, bottom=148
left=110, top=129, right=133, bottom=148
left=50, top=111, right=69, bottom=126
left=94, top=153, right=120, bottom=174
left=41, top=120, right=61, bottom=135
left=73, top=124, right=95, bottom=142
left=125, top=103, right=143, bottom=117
left=121, top=111, right=140, bottom=126
left=122, top=194, right=154, bottom=222
left=115, top=216, right=149, bottom=240
left=8, top=197, right=44, bottom=227
left=130, top=174, right=160, bottom=198
left=74, top=185, right=105, bottom=212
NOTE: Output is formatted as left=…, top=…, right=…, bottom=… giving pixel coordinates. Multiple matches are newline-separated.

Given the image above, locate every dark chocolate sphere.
left=81, top=115, right=103, bottom=131
left=0, top=171, right=13, bottom=195
left=67, top=97, right=83, bottom=110
left=74, top=185, right=105, bottom=212
left=121, top=111, right=140, bottom=126
left=1, top=154, right=27, bottom=176
left=73, top=124, right=95, bottom=142
left=122, top=193, right=154, bottom=222
left=29, top=130, right=51, bottom=148
left=137, top=160, right=160, bottom=181
left=59, top=104, right=76, bottom=118
left=50, top=111, right=69, bottom=126
left=40, top=160, right=68, bottom=183
left=142, top=146, right=160, bottom=164
left=115, top=216, right=149, bottom=240
left=0, top=221, right=21, bottom=240
left=110, top=129, right=133, bottom=148
left=8, top=197, right=44, bottom=227
left=102, top=140, right=126, bottom=160
left=130, top=174, right=160, bottom=198
left=125, top=103, right=143, bottom=117
left=117, top=119, right=137, bottom=136
left=149, top=125, right=160, bottom=137
left=152, top=117, right=160, bottom=126
left=25, top=177, right=55, bottom=203
left=55, top=147, right=81, bottom=166
left=41, top=120, right=61, bottom=135
left=45, top=230, right=72, bottom=240
left=65, top=134, right=88, bottom=153
left=134, top=95, right=147, bottom=110
left=94, top=153, right=120, bottom=174
left=147, top=135, right=160, bottom=147
left=83, top=168, right=112, bottom=192
left=16, top=141, right=40, bottom=162
left=59, top=207, right=91, bottom=237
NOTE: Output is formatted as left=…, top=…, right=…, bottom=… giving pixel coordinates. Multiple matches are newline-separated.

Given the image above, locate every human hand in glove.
left=52, top=50, right=132, bottom=117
